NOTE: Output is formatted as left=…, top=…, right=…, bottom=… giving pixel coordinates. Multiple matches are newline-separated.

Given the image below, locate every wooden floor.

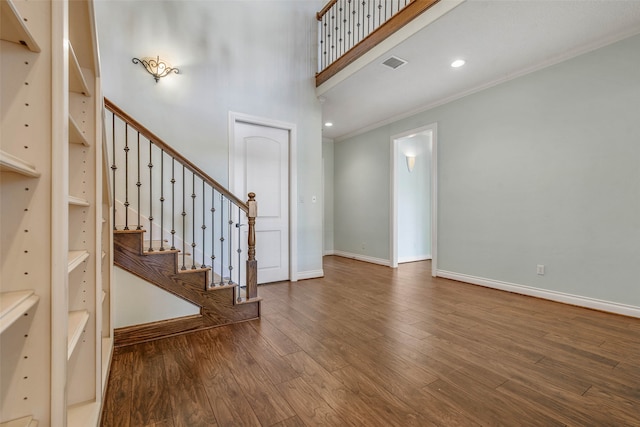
left=101, top=256, right=640, bottom=427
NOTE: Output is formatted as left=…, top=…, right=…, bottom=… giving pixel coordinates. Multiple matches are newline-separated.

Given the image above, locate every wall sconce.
left=406, top=155, right=416, bottom=172
left=132, top=56, right=179, bottom=82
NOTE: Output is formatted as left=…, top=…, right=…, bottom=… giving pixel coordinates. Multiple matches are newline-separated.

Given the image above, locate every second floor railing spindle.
left=317, top=0, right=423, bottom=75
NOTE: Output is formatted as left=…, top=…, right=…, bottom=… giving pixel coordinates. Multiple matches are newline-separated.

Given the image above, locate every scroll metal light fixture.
left=406, top=155, right=416, bottom=172
left=132, top=56, right=179, bottom=82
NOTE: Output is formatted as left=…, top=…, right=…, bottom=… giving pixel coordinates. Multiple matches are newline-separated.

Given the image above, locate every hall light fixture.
left=132, top=56, right=179, bottom=82
left=324, top=122, right=333, bottom=127
left=451, top=59, right=466, bottom=68
left=406, top=155, right=416, bottom=172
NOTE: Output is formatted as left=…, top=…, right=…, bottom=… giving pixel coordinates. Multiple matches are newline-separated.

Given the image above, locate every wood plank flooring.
left=101, top=256, right=640, bottom=426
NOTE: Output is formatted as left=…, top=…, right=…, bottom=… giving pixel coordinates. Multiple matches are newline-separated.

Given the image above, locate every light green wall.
left=335, top=33, right=640, bottom=307
left=335, top=127, right=391, bottom=259
left=322, top=138, right=334, bottom=253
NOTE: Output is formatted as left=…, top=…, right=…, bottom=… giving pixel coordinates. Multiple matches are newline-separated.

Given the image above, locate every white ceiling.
left=319, top=0, right=640, bottom=140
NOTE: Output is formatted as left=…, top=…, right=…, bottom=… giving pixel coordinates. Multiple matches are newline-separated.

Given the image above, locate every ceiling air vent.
left=382, top=56, right=408, bottom=70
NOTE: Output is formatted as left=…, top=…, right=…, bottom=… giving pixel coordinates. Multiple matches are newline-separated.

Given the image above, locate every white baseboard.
left=398, top=254, right=432, bottom=264
left=324, top=250, right=335, bottom=256
left=436, top=270, right=640, bottom=319
left=333, top=251, right=390, bottom=267
left=296, top=269, right=324, bottom=280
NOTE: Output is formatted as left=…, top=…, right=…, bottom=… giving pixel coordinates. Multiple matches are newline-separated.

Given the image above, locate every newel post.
left=246, top=192, right=258, bottom=299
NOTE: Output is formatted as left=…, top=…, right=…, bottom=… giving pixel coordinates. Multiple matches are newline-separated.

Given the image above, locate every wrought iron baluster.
left=367, top=0, right=371, bottom=36
left=355, top=1, right=359, bottom=45
left=236, top=205, right=243, bottom=302
left=159, top=150, right=165, bottom=251
left=329, top=13, right=334, bottom=64
left=181, top=165, right=186, bottom=270
left=349, top=0, right=353, bottom=51
left=111, top=112, right=117, bottom=230
left=343, top=0, right=347, bottom=57
left=201, top=179, right=206, bottom=268
left=361, top=0, right=365, bottom=40
left=170, top=158, right=176, bottom=250
left=337, top=0, right=341, bottom=57
left=191, top=172, right=196, bottom=269
left=322, top=15, right=327, bottom=70
left=136, top=133, right=141, bottom=229
left=210, top=186, right=216, bottom=287
left=211, top=187, right=216, bottom=286
left=148, top=141, right=154, bottom=251
left=219, top=194, right=225, bottom=285
left=123, top=123, right=129, bottom=230
left=228, top=199, right=234, bottom=285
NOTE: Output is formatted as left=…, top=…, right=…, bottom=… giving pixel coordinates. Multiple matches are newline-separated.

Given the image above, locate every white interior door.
left=233, top=122, right=289, bottom=283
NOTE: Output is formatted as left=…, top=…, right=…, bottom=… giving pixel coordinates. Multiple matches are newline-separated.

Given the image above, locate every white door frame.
left=390, top=123, right=438, bottom=276
left=228, top=112, right=298, bottom=282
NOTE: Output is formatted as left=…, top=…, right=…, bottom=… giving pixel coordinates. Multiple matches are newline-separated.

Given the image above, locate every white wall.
left=114, top=267, right=199, bottom=328
left=96, top=0, right=324, bottom=324
left=397, top=134, right=431, bottom=262
left=334, top=33, right=640, bottom=312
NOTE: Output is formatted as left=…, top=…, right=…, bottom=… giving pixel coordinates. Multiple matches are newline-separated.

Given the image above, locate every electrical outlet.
left=537, top=264, right=545, bottom=275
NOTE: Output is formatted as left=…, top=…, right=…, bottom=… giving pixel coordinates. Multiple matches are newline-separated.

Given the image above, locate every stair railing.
left=316, top=0, right=440, bottom=86
left=104, top=98, right=258, bottom=301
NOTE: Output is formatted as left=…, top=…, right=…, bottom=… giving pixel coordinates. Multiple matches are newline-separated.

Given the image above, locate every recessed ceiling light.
left=324, top=122, right=333, bottom=127
left=451, top=59, right=466, bottom=68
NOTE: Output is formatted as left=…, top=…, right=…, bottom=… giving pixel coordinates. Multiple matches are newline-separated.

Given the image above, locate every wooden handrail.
left=317, top=0, right=338, bottom=20
left=104, top=98, right=248, bottom=212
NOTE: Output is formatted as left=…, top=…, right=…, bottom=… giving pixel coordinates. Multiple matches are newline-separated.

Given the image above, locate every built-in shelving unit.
left=1, top=0, right=110, bottom=425
left=0, top=0, right=41, bottom=52
left=0, top=415, right=38, bottom=427
left=69, top=116, right=89, bottom=146
left=1, top=1, right=47, bottom=424
left=67, top=401, right=100, bottom=427
left=67, top=310, right=89, bottom=359
left=0, top=291, right=39, bottom=334
left=69, top=195, right=90, bottom=206
left=67, top=250, right=90, bottom=273
left=68, top=41, right=90, bottom=96
left=0, top=150, right=40, bottom=177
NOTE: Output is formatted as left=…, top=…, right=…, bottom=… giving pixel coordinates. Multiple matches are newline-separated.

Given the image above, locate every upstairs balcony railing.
left=316, top=0, right=440, bottom=86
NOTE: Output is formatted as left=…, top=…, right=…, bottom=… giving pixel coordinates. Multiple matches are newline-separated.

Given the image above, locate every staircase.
left=113, top=229, right=259, bottom=346
left=105, top=99, right=260, bottom=346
